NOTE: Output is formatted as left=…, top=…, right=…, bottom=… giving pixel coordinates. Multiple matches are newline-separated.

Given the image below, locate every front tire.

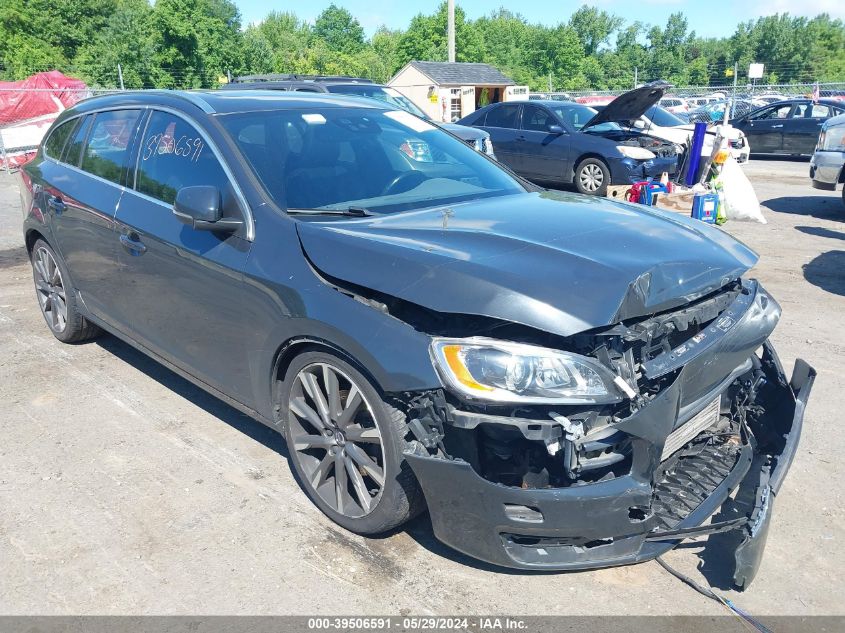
left=574, top=157, right=610, bottom=196
left=279, top=350, right=423, bottom=534
left=30, top=239, right=99, bottom=343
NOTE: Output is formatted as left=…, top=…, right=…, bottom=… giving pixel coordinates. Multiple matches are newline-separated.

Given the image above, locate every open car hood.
left=296, top=191, right=758, bottom=337
left=584, top=81, right=670, bottom=130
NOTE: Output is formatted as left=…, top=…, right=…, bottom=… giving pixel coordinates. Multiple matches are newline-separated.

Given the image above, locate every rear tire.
left=279, top=350, right=424, bottom=534
left=30, top=239, right=100, bottom=343
left=574, top=157, right=610, bottom=196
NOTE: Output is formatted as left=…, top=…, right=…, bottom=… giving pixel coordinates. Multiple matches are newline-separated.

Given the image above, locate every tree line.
left=1, top=0, right=843, bottom=90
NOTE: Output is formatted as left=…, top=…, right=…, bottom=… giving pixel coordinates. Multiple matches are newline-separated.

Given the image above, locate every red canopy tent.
left=0, top=71, right=90, bottom=169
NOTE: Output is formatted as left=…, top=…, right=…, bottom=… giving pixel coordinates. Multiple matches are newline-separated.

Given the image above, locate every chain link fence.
left=3, top=81, right=845, bottom=171
left=531, top=82, right=845, bottom=123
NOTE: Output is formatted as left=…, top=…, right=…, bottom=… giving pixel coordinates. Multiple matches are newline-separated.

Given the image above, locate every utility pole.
left=117, top=63, right=125, bottom=90
left=724, top=61, right=738, bottom=124
left=633, top=67, right=638, bottom=89
left=548, top=72, right=552, bottom=92
left=447, top=0, right=455, bottom=63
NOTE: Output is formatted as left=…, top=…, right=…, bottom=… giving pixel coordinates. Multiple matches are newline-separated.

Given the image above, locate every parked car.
left=458, top=82, right=680, bottom=195
left=222, top=74, right=496, bottom=159
left=810, top=112, right=845, bottom=205
left=594, top=104, right=751, bottom=163
left=686, top=99, right=756, bottom=124
left=658, top=96, right=689, bottom=114
left=21, top=90, right=814, bottom=585
left=731, top=99, right=845, bottom=156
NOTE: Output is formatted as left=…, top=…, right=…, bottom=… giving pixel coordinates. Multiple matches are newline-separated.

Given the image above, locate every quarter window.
left=136, top=111, right=228, bottom=205
left=81, top=110, right=141, bottom=184
left=43, top=119, right=78, bottom=160
left=64, top=115, right=93, bottom=167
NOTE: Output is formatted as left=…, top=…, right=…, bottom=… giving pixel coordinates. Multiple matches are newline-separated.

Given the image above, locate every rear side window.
left=43, top=119, right=78, bottom=160
left=485, top=105, right=520, bottom=129
left=135, top=111, right=229, bottom=205
left=81, top=110, right=141, bottom=184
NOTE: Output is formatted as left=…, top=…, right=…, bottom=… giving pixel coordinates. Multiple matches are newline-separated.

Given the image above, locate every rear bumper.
left=405, top=343, right=814, bottom=580
left=810, top=150, right=844, bottom=189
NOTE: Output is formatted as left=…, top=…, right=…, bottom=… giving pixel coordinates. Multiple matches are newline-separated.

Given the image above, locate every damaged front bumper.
left=403, top=283, right=815, bottom=587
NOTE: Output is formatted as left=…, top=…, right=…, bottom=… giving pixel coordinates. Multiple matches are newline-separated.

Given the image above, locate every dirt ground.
left=0, top=158, right=843, bottom=616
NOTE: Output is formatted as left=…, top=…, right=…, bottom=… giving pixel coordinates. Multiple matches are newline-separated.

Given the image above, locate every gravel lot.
left=0, top=159, right=842, bottom=616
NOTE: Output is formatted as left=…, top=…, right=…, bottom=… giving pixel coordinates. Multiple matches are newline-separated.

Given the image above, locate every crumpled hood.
left=296, top=191, right=758, bottom=337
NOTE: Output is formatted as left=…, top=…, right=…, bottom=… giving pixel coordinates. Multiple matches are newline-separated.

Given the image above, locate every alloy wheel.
left=33, top=247, right=67, bottom=333
left=288, top=363, right=385, bottom=518
left=579, top=163, right=604, bottom=192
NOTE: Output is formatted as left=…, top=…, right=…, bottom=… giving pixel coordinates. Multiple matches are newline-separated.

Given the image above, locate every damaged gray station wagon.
left=21, top=90, right=814, bottom=588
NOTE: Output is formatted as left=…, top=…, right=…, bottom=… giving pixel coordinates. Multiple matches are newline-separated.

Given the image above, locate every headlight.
left=430, top=338, right=625, bottom=404
left=616, top=145, right=656, bottom=160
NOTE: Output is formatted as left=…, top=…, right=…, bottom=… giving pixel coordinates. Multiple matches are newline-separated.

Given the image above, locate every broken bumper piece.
left=404, top=343, right=814, bottom=585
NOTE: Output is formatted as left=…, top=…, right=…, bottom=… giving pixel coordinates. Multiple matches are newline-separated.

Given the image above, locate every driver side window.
left=135, top=111, right=229, bottom=206
left=522, top=105, right=554, bottom=132
left=754, top=104, right=792, bottom=120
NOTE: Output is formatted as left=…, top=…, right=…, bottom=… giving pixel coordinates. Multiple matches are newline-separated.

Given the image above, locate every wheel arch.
left=25, top=228, right=48, bottom=254
left=269, top=336, right=386, bottom=424
left=572, top=152, right=610, bottom=178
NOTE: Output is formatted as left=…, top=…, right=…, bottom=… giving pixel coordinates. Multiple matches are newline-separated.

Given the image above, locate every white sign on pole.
left=748, top=63, right=764, bottom=79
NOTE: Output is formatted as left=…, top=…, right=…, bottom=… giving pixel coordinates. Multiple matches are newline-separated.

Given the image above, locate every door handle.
left=47, top=196, right=66, bottom=214
left=771, top=124, right=783, bottom=128
left=119, top=232, right=147, bottom=256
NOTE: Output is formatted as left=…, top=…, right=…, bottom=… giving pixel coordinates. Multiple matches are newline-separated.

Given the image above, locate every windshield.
left=548, top=104, right=621, bottom=132
left=644, top=106, right=685, bottom=127
left=327, top=85, right=428, bottom=119
left=220, top=107, right=524, bottom=214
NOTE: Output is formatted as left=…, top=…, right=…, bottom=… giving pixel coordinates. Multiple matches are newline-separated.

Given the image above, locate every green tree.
left=397, top=2, right=484, bottom=63
left=569, top=5, right=623, bottom=56
left=75, top=0, right=161, bottom=88
left=313, top=4, right=365, bottom=54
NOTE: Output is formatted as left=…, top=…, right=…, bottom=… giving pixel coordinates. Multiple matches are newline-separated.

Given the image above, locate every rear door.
left=112, top=109, right=255, bottom=402
left=44, top=109, right=143, bottom=322
left=477, top=104, right=523, bottom=172
left=741, top=103, right=793, bottom=153
left=785, top=103, right=841, bottom=155
left=518, top=104, right=570, bottom=182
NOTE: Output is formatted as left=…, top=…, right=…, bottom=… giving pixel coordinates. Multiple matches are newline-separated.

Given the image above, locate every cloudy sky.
left=234, top=0, right=845, bottom=38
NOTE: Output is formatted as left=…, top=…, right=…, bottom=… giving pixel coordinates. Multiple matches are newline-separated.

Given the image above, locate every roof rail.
left=137, top=89, right=217, bottom=114
left=231, top=74, right=374, bottom=84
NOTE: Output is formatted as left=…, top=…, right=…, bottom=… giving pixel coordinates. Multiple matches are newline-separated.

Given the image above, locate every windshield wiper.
left=287, top=206, right=374, bottom=217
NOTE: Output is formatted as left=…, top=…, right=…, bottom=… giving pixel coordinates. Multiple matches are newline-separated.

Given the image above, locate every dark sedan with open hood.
left=21, top=90, right=813, bottom=589
left=457, top=82, right=681, bottom=195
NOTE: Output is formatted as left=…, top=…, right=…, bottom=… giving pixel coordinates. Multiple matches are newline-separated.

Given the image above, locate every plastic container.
left=691, top=192, right=719, bottom=223
left=639, top=182, right=668, bottom=206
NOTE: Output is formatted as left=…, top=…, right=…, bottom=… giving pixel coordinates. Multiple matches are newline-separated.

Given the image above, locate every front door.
left=518, top=104, right=570, bottom=182
left=742, top=103, right=792, bottom=153
left=112, top=109, right=255, bottom=402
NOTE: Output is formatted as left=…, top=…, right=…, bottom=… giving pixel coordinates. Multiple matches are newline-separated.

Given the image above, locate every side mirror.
left=173, top=185, right=242, bottom=232
left=548, top=124, right=564, bottom=135
left=633, top=119, right=646, bottom=129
